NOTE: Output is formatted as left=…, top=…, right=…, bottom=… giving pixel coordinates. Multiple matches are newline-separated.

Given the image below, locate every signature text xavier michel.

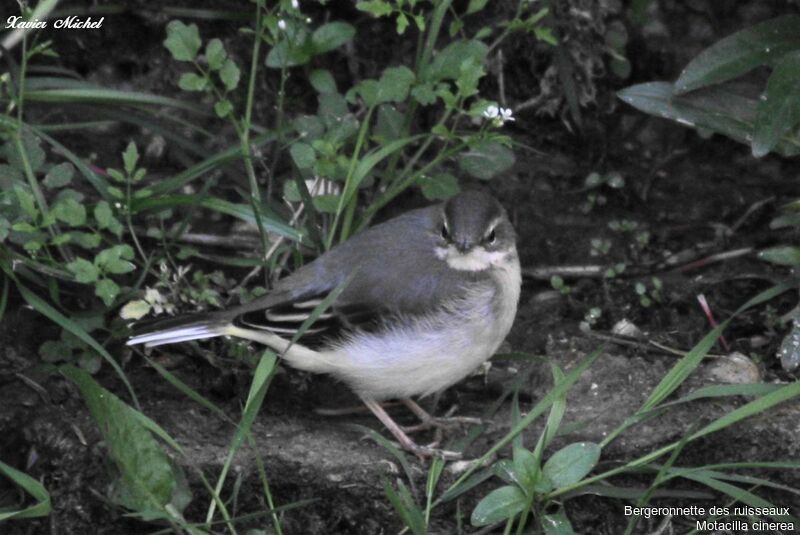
left=6, top=16, right=104, bottom=30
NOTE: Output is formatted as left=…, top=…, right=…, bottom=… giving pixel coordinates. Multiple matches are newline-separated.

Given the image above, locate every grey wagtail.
left=128, top=190, right=521, bottom=458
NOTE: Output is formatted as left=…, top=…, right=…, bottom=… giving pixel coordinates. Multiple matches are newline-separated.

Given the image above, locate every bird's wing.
left=230, top=205, right=488, bottom=343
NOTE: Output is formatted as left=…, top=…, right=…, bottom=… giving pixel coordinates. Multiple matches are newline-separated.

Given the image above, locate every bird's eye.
left=486, top=229, right=497, bottom=244
left=441, top=223, right=450, bottom=241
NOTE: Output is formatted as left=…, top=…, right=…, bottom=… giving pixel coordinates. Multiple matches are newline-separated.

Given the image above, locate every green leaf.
left=467, top=0, right=489, bottom=14
left=395, top=12, right=409, bottom=35
left=43, top=162, right=75, bottom=189
left=265, top=39, right=312, bottom=68
left=95, top=244, right=136, bottom=274
left=758, top=245, right=800, bottom=266
left=427, top=40, right=488, bottom=81
left=178, top=72, right=207, bottom=92
left=457, top=140, right=516, bottom=179
left=120, top=300, right=151, bottom=321
left=0, top=460, right=51, bottom=520
left=375, top=104, right=404, bottom=142
left=122, top=142, right=139, bottom=175
left=378, top=66, right=415, bottom=102
left=205, top=38, right=227, bottom=70
left=356, top=0, right=393, bottom=17
left=674, top=15, right=800, bottom=94
left=4, top=131, right=45, bottom=173
left=310, top=69, right=337, bottom=93
left=411, top=83, right=437, bottom=106
left=219, top=58, right=240, bottom=91
left=470, top=485, right=527, bottom=526
left=0, top=218, right=9, bottom=242
left=312, top=194, right=341, bottom=213
left=383, top=479, right=427, bottom=535
left=293, top=114, right=326, bottom=140
left=752, top=50, right=800, bottom=157
left=60, top=366, right=189, bottom=517
left=214, top=99, right=233, bottom=117
left=94, top=200, right=114, bottom=228
left=12, top=222, right=38, bottom=233
left=456, top=56, right=484, bottom=98
left=52, top=197, right=87, bottom=226
left=617, top=82, right=800, bottom=157
left=318, top=91, right=349, bottom=120
left=418, top=172, right=460, bottom=200
left=0, top=163, right=22, bottom=189
left=311, top=22, right=355, bottom=54
left=542, top=508, right=577, bottom=535
left=163, top=20, right=201, bottom=62
left=14, top=185, right=38, bottom=220
left=68, top=231, right=102, bottom=249
left=95, top=278, right=120, bottom=306
left=67, top=258, right=99, bottom=283
left=289, top=142, right=317, bottom=169
left=542, top=442, right=601, bottom=488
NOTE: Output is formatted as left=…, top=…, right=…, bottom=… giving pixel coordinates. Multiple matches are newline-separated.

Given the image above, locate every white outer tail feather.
left=127, top=322, right=335, bottom=374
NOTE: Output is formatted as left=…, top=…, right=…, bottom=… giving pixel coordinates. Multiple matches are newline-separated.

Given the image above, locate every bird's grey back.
left=257, top=204, right=489, bottom=318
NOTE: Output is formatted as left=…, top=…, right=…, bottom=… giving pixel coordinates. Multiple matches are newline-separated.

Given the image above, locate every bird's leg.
left=400, top=399, right=483, bottom=434
left=362, top=398, right=461, bottom=461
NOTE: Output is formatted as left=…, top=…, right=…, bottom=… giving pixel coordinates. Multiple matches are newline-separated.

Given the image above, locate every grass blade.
left=0, top=460, right=51, bottom=520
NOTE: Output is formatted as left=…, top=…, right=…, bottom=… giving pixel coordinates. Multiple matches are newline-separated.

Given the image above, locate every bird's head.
left=435, top=191, right=516, bottom=271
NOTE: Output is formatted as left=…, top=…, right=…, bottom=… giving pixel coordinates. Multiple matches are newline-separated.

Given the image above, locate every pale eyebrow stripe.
left=484, top=216, right=503, bottom=236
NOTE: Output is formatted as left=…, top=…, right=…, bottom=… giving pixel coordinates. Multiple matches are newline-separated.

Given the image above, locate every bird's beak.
left=455, top=240, right=472, bottom=253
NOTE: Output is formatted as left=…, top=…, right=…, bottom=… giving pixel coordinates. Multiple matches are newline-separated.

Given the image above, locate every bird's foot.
left=401, top=400, right=483, bottom=434
left=403, top=441, right=462, bottom=461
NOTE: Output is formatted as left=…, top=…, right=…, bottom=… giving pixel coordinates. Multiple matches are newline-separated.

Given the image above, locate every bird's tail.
left=126, top=312, right=231, bottom=348
left=126, top=313, right=336, bottom=375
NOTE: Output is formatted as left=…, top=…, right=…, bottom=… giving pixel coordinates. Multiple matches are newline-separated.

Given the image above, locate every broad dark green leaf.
left=674, top=15, right=800, bottom=94
left=470, top=485, right=527, bottom=526
left=457, top=140, right=515, bottom=179
left=752, top=50, right=800, bottom=157
left=618, top=81, right=800, bottom=157
left=542, top=442, right=600, bottom=488
left=61, top=366, right=190, bottom=518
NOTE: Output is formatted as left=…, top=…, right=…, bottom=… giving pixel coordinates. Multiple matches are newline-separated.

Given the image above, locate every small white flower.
left=277, top=19, right=287, bottom=30
left=499, top=107, right=515, bottom=122
left=291, top=0, right=299, bottom=8
left=483, top=104, right=515, bottom=126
